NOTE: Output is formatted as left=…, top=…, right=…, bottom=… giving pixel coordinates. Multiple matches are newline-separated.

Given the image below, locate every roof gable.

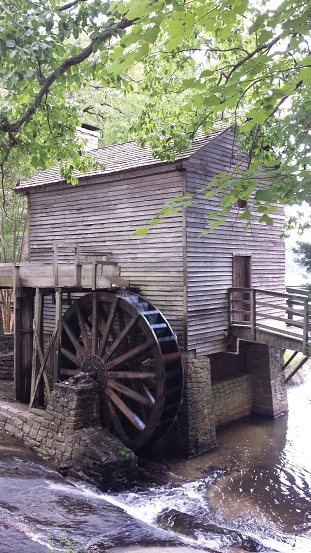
left=19, top=126, right=232, bottom=190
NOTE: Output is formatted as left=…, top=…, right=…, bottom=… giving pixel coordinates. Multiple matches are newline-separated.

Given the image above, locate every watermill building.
left=0, top=125, right=309, bottom=462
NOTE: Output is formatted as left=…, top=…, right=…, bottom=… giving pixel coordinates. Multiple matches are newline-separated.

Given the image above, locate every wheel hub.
left=81, top=355, right=108, bottom=388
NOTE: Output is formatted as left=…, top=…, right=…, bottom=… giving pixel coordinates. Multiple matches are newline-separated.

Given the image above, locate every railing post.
left=74, top=245, right=82, bottom=287
left=302, top=297, right=310, bottom=355
left=250, top=288, right=256, bottom=340
left=53, top=241, right=58, bottom=287
left=286, top=295, right=293, bottom=326
left=228, top=288, right=233, bottom=325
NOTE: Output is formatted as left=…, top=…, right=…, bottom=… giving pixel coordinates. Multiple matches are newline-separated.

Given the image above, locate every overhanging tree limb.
left=0, top=17, right=135, bottom=135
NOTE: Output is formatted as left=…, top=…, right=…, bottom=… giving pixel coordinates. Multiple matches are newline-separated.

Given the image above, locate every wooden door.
left=232, top=255, right=251, bottom=322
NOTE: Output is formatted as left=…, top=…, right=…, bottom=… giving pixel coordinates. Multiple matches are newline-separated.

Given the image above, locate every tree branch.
left=225, top=34, right=283, bottom=82
left=0, top=18, right=135, bottom=135
left=59, top=0, right=88, bottom=12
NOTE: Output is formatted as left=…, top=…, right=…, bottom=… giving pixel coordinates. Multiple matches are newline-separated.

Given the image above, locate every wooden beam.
left=53, top=242, right=59, bottom=287
left=14, top=286, right=35, bottom=403
left=30, top=288, right=44, bottom=407
left=52, top=288, right=63, bottom=384
left=13, top=265, right=21, bottom=401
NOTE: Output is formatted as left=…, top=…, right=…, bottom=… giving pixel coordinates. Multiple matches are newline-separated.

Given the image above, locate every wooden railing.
left=229, top=287, right=311, bottom=354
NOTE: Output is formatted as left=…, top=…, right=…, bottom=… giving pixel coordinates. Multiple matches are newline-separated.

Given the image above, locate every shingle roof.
left=19, top=126, right=231, bottom=190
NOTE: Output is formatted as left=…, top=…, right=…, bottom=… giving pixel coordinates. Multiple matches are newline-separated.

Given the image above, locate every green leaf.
left=259, top=214, right=274, bottom=225
left=133, top=227, right=150, bottom=236
left=143, top=25, right=160, bottom=44
left=134, top=42, right=150, bottom=62
left=165, top=20, right=184, bottom=38
left=255, top=188, right=276, bottom=202
left=210, top=218, right=225, bottom=229
left=239, top=210, right=252, bottom=220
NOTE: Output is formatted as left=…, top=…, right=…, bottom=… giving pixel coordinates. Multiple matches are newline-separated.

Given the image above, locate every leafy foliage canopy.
left=0, top=0, right=311, bottom=222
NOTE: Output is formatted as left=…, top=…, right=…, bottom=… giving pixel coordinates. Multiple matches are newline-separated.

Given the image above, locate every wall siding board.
left=184, top=129, right=285, bottom=355
left=28, top=168, right=185, bottom=347
left=25, top=128, right=285, bottom=358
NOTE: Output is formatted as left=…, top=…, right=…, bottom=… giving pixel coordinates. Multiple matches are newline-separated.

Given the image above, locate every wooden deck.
left=0, top=260, right=129, bottom=290
left=229, top=287, right=311, bottom=355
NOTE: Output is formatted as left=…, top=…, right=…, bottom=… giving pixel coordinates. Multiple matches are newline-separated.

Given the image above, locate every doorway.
left=232, top=255, right=251, bottom=322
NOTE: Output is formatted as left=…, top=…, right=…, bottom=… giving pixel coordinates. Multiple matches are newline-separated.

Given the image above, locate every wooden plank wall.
left=27, top=165, right=185, bottom=347
left=184, top=129, right=285, bottom=355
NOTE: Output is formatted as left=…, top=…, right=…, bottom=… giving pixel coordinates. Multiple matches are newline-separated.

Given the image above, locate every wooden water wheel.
left=60, top=291, right=183, bottom=451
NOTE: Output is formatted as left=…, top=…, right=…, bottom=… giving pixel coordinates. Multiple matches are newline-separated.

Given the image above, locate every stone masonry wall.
left=212, top=374, right=253, bottom=428
left=0, top=381, right=137, bottom=490
left=244, top=343, right=288, bottom=417
left=0, top=334, right=14, bottom=380
left=176, top=351, right=216, bottom=457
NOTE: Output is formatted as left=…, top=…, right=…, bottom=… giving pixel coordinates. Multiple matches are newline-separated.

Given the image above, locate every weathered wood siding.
left=184, top=130, right=285, bottom=355
left=25, top=129, right=285, bottom=356
left=27, top=165, right=186, bottom=346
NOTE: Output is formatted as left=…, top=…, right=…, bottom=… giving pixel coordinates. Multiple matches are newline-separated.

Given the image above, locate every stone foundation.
left=176, top=344, right=287, bottom=457
left=244, top=343, right=288, bottom=416
left=0, top=381, right=137, bottom=490
left=0, top=338, right=287, bottom=465
left=0, top=334, right=14, bottom=380
left=176, top=351, right=216, bottom=456
left=212, top=373, right=253, bottom=427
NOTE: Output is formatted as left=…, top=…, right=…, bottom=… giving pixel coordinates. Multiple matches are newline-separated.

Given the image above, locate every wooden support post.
left=53, top=241, right=59, bottom=287
left=92, top=261, right=97, bottom=290
left=30, top=288, right=44, bottom=407
left=52, top=288, right=62, bottom=384
left=92, top=291, right=98, bottom=355
left=282, top=351, right=298, bottom=371
left=75, top=245, right=81, bottom=287
left=285, top=355, right=310, bottom=384
left=14, top=278, right=35, bottom=403
left=13, top=265, right=21, bottom=401
left=250, top=288, right=256, bottom=341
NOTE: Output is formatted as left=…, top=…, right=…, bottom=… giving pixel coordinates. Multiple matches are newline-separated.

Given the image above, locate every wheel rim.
left=60, top=292, right=183, bottom=450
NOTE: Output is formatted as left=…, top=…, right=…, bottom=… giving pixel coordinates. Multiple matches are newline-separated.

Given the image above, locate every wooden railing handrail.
left=228, top=286, right=311, bottom=355
left=229, top=287, right=310, bottom=302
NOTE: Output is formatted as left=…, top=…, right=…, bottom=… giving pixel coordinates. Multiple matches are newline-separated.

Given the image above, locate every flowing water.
left=103, top=371, right=311, bottom=553
left=0, top=372, right=310, bottom=553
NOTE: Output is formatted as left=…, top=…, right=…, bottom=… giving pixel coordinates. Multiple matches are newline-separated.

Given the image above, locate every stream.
left=0, top=371, right=310, bottom=553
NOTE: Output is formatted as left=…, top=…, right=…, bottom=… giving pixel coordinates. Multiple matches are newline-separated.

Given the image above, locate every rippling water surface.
left=105, top=371, right=311, bottom=552
left=1, top=373, right=310, bottom=552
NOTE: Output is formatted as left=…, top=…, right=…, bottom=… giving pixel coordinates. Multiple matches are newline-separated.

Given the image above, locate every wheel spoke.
left=108, top=380, right=153, bottom=406
left=76, top=303, right=91, bottom=354
left=108, top=370, right=156, bottom=379
left=61, top=347, right=82, bottom=368
left=92, top=292, right=98, bottom=355
left=130, top=350, right=152, bottom=367
left=102, top=315, right=139, bottom=363
left=98, top=304, right=118, bottom=341
left=97, top=296, right=119, bottom=357
left=139, top=383, right=156, bottom=404
left=117, top=306, right=126, bottom=333
left=107, top=399, right=129, bottom=444
left=105, top=340, right=153, bottom=371
left=63, top=321, right=85, bottom=359
left=105, top=387, right=146, bottom=431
